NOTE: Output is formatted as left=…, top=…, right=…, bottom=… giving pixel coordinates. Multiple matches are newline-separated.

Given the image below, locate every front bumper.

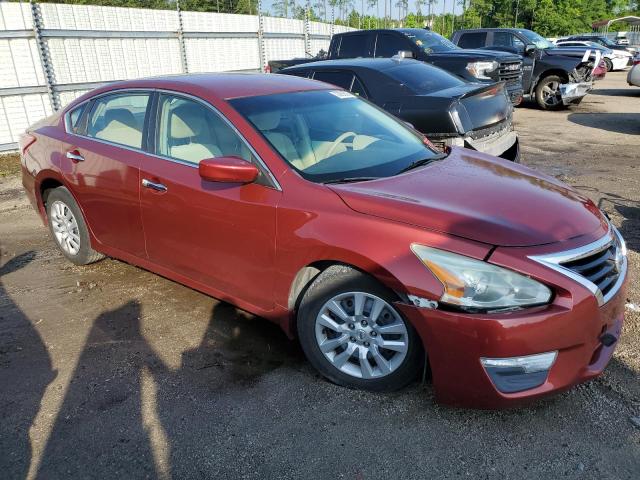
left=399, top=285, right=626, bottom=409
left=560, top=81, right=593, bottom=105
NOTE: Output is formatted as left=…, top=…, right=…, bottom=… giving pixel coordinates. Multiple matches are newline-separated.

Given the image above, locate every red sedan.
left=20, top=74, right=628, bottom=408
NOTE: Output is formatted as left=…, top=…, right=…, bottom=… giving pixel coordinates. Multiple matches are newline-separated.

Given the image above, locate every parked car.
left=20, top=74, right=628, bottom=409
left=281, top=58, right=519, bottom=161
left=555, top=40, right=632, bottom=71
left=563, top=35, right=637, bottom=55
left=451, top=28, right=604, bottom=110
left=268, top=28, right=525, bottom=105
left=616, top=35, right=630, bottom=46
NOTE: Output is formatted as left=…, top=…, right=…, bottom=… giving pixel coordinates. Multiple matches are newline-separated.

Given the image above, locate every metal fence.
left=0, top=1, right=353, bottom=151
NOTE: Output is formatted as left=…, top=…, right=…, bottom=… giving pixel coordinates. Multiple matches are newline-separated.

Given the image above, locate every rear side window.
left=337, top=34, right=368, bottom=58
left=313, top=71, right=354, bottom=90
left=386, top=63, right=464, bottom=94
left=375, top=33, right=410, bottom=58
left=66, top=104, right=87, bottom=134
left=350, top=76, right=368, bottom=98
left=458, top=32, right=487, bottom=49
left=86, top=93, right=150, bottom=149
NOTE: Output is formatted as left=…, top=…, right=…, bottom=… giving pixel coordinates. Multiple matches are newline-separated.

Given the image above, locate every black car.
left=268, top=28, right=525, bottom=106
left=451, top=28, right=603, bottom=110
left=280, top=58, right=519, bottom=161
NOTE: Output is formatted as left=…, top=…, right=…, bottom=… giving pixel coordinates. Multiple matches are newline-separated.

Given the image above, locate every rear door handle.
left=142, top=179, right=168, bottom=192
left=66, top=150, right=84, bottom=162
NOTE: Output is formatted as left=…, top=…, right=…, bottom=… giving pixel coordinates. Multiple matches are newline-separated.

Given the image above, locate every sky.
left=260, top=0, right=461, bottom=19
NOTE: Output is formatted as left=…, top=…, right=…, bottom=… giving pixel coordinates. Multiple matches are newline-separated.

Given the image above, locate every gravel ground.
left=1, top=72, right=639, bottom=479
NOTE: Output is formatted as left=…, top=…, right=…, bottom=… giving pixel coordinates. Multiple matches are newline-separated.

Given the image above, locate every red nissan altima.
left=20, top=74, right=628, bottom=408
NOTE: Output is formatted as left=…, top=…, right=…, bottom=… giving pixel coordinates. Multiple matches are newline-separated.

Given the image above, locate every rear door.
left=59, top=91, right=151, bottom=257
left=139, top=92, right=281, bottom=310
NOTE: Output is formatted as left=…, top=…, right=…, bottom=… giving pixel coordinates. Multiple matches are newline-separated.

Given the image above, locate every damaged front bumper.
left=560, top=81, right=593, bottom=105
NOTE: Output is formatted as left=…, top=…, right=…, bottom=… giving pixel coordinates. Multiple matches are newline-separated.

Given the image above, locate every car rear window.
left=337, top=34, right=368, bottom=58
left=385, top=63, right=464, bottom=94
left=458, top=32, right=487, bottom=49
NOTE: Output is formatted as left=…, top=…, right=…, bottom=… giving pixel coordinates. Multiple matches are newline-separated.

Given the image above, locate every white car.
left=556, top=40, right=632, bottom=71
left=617, top=36, right=630, bottom=46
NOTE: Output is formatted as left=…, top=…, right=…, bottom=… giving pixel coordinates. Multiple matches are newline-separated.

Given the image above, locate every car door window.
left=493, top=32, right=525, bottom=52
left=86, top=93, right=150, bottom=149
left=156, top=94, right=254, bottom=166
left=312, top=71, right=354, bottom=90
left=375, top=34, right=409, bottom=58
left=458, top=32, right=487, bottom=49
left=350, top=75, right=368, bottom=98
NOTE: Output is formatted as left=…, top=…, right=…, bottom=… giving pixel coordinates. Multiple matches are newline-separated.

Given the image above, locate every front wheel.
left=535, top=75, right=566, bottom=111
left=604, top=58, right=613, bottom=72
left=297, top=266, right=423, bottom=392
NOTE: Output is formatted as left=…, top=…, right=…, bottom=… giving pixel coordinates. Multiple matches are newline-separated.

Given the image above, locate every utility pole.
left=441, top=0, right=446, bottom=35
left=514, top=0, right=520, bottom=27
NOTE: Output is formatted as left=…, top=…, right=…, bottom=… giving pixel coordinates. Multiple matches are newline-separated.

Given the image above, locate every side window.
left=375, top=33, right=410, bottom=58
left=156, top=94, right=254, bottom=166
left=312, top=71, right=354, bottom=90
left=458, top=32, right=487, bottom=49
left=66, top=104, right=87, bottom=134
left=337, top=34, right=368, bottom=58
left=286, top=70, right=312, bottom=78
left=493, top=32, right=525, bottom=52
left=350, top=75, right=368, bottom=98
left=86, top=93, right=150, bottom=149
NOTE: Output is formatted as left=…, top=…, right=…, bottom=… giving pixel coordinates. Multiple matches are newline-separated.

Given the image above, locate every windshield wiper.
left=396, top=155, right=447, bottom=175
left=324, top=177, right=379, bottom=185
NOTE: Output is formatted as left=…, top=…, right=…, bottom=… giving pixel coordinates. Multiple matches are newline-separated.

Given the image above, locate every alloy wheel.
left=314, top=291, right=409, bottom=379
left=541, top=81, right=561, bottom=106
left=50, top=200, right=81, bottom=256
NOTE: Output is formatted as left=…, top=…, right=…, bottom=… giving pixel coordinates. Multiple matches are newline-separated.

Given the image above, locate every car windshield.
left=385, top=62, right=465, bottom=94
left=400, top=29, right=459, bottom=53
left=230, top=90, right=440, bottom=183
left=518, top=29, right=556, bottom=50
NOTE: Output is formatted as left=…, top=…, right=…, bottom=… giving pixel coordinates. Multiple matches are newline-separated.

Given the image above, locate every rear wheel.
left=46, top=187, right=104, bottom=265
left=297, top=265, right=423, bottom=392
left=535, top=75, right=565, bottom=111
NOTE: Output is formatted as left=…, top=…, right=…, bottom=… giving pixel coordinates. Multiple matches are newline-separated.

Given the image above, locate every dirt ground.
left=1, top=72, right=639, bottom=480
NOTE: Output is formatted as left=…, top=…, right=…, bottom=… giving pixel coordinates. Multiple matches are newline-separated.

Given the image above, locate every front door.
left=139, top=93, right=281, bottom=311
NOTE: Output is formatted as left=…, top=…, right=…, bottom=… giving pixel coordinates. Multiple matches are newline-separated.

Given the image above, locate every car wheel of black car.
left=46, top=187, right=104, bottom=266
left=297, top=265, right=423, bottom=392
left=535, top=75, right=565, bottom=111
left=604, top=58, right=613, bottom=72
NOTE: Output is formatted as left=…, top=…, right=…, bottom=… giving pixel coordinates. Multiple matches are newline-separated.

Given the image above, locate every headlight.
left=411, top=245, right=552, bottom=311
left=466, top=60, right=498, bottom=80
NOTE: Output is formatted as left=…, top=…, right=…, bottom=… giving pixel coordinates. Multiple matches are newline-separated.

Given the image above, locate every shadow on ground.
left=568, top=112, right=640, bottom=135
left=589, top=88, right=640, bottom=98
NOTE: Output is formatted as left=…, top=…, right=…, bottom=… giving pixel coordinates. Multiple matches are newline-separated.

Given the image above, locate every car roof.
left=284, top=57, right=429, bottom=72
left=77, top=73, right=330, bottom=102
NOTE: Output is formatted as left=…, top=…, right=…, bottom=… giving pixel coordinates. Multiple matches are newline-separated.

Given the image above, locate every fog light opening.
left=481, top=351, right=557, bottom=394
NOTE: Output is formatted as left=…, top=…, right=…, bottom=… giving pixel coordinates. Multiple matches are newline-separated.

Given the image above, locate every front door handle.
left=66, top=150, right=84, bottom=162
left=142, top=179, right=168, bottom=192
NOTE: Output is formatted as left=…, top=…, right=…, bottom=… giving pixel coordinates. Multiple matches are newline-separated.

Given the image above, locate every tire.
left=46, top=187, right=104, bottom=266
left=297, top=265, right=423, bottom=392
left=535, top=75, right=566, bottom=111
left=604, top=58, right=613, bottom=72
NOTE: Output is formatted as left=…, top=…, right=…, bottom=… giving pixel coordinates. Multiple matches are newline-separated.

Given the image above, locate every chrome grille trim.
left=528, top=226, right=627, bottom=306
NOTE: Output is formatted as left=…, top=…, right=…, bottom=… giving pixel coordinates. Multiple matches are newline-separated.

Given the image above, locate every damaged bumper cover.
left=560, top=81, right=593, bottom=105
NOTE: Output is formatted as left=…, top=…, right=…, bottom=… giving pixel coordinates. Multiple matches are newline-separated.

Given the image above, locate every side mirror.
left=199, top=156, right=259, bottom=184
left=524, top=44, right=537, bottom=56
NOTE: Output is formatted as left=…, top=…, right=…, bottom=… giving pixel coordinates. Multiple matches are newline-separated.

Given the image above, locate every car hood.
left=329, top=148, right=607, bottom=247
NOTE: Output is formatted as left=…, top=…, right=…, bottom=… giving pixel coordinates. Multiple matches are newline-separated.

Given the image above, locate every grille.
left=529, top=228, right=627, bottom=306
left=560, top=242, right=621, bottom=298
left=498, top=60, right=523, bottom=84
